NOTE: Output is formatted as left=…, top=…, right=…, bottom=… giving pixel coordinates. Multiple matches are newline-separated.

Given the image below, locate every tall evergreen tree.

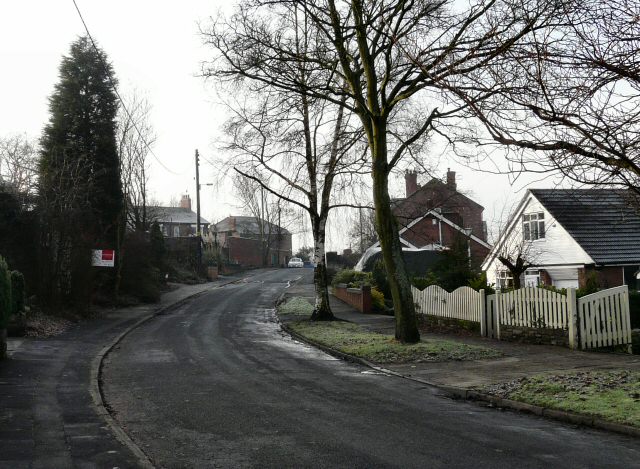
left=38, top=36, right=122, bottom=309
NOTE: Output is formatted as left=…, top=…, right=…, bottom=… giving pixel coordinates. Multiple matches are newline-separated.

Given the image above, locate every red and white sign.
left=92, top=249, right=115, bottom=267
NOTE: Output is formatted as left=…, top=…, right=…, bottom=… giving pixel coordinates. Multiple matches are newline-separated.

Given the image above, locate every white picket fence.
left=413, top=283, right=632, bottom=351
left=412, top=285, right=486, bottom=336
left=412, top=285, right=483, bottom=322
left=493, top=287, right=571, bottom=329
left=577, top=285, right=632, bottom=351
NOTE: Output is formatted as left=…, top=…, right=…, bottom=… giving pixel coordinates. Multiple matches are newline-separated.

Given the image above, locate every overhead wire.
left=71, top=0, right=182, bottom=176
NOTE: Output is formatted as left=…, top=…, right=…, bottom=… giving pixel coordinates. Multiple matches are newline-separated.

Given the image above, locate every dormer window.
left=523, top=212, right=545, bottom=241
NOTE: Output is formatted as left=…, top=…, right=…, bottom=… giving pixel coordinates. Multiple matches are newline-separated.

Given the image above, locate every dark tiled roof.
left=530, top=189, right=640, bottom=265
left=215, top=216, right=291, bottom=235
left=148, top=206, right=209, bottom=225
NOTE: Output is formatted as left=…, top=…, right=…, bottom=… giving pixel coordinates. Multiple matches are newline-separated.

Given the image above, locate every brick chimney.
left=446, top=169, right=456, bottom=191
left=180, top=194, right=191, bottom=210
left=405, top=170, right=419, bottom=197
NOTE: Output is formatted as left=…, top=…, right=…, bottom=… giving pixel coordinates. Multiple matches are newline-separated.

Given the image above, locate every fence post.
left=567, top=288, right=578, bottom=350
left=479, top=289, right=487, bottom=337
left=495, top=290, right=501, bottom=340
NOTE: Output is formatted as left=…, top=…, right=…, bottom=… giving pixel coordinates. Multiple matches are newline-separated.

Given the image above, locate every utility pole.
left=195, top=149, right=202, bottom=272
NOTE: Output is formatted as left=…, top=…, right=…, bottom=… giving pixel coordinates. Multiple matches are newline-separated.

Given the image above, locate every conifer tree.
left=39, top=36, right=122, bottom=308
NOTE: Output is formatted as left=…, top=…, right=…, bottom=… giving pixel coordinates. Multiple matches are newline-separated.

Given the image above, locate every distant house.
left=150, top=195, right=210, bottom=238
left=212, top=216, right=292, bottom=267
left=356, top=169, right=491, bottom=271
left=482, top=189, right=640, bottom=290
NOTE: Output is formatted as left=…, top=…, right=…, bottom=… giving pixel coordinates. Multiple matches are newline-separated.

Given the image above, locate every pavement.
left=0, top=277, right=235, bottom=469
left=280, top=281, right=640, bottom=435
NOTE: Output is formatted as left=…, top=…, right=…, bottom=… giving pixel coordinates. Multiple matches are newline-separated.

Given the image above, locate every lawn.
left=279, top=296, right=501, bottom=364
left=485, top=370, right=640, bottom=427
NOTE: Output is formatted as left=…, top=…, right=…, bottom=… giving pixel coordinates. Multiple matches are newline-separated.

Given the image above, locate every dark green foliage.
left=119, top=231, right=162, bottom=303
left=0, top=257, right=12, bottom=329
left=331, top=269, right=372, bottom=288
left=10, top=271, right=25, bottom=315
left=38, top=36, right=123, bottom=309
left=0, top=184, right=38, bottom=288
left=371, top=287, right=385, bottom=312
left=40, top=36, right=122, bottom=240
left=629, top=291, right=640, bottom=329
left=371, top=260, right=391, bottom=299
left=411, top=271, right=439, bottom=290
left=432, top=234, right=478, bottom=291
left=578, top=271, right=599, bottom=297
left=468, top=272, right=495, bottom=294
left=149, top=222, right=166, bottom=270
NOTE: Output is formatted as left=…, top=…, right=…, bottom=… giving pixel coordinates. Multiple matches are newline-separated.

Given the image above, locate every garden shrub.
left=630, top=291, right=640, bottom=329
left=371, top=287, right=385, bottom=313
left=120, top=231, right=162, bottom=303
left=538, top=284, right=566, bottom=295
left=10, top=270, right=24, bottom=315
left=331, top=269, right=372, bottom=288
left=411, top=271, right=438, bottom=290
left=468, top=272, right=495, bottom=294
left=371, top=260, right=391, bottom=298
left=0, top=256, right=12, bottom=329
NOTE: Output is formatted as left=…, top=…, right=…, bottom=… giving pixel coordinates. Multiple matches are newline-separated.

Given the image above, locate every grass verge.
left=278, top=294, right=501, bottom=364
left=485, top=370, right=640, bottom=427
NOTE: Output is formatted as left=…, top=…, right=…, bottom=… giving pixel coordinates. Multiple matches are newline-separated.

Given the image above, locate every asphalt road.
left=103, top=269, right=640, bottom=468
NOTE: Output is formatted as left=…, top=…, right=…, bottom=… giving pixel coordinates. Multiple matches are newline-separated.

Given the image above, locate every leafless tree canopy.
left=0, top=134, right=38, bottom=203
left=456, top=0, right=640, bottom=194
left=203, top=0, right=566, bottom=341
left=117, top=93, right=156, bottom=231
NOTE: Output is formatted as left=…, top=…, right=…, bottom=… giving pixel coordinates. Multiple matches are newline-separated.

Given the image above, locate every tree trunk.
left=310, top=218, right=334, bottom=321
left=370, top=118, right=420, bottom=343
left=0, top=328, right=7, bottom=360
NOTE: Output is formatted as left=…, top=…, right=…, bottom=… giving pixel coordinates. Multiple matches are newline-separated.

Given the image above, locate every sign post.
left=92, top=249, right=115, bottom=267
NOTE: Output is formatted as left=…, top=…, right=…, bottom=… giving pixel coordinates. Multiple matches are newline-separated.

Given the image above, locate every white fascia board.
left=481, top=191, right=533, bottom=271
left=399, top=237, right=418, bottom=249
left=401, top=209, right=492, bottom=250
left=481, top=191, right=596, bottom=270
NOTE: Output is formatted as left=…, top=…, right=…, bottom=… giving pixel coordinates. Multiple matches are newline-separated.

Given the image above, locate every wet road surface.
left=103, top=269, right=640, bottom=468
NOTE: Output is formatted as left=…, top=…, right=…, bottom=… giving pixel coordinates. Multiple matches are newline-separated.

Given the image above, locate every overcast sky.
left=0, top=1, right=560, bottom=251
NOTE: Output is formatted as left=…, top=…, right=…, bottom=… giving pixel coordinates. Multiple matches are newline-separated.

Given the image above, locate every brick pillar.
left=361, top=285, right=372, bottom=314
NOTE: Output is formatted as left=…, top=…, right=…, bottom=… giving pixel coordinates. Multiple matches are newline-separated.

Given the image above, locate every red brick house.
left=212, top=216, right=292, bottom=268
left=356, top=170, right=491, bottom=271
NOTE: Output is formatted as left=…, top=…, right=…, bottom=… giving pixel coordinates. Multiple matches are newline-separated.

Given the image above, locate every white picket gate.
left=577, top=285, right=632, bottom=351
left=411, top=285, right=486, bottom=335
left=494, top=287, right=571, bottom=329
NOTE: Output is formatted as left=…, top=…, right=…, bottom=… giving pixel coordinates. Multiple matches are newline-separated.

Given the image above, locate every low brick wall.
left=332, top=284, right=372, bottom=314
left=219, top=263, right=244, bottom=275
left=499, top=324, right=569, bottom=347
left=420, top=314, right=481, bottom=334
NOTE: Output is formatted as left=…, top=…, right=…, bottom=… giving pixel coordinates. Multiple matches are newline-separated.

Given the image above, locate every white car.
left=288, top=257, right=304, bottom=268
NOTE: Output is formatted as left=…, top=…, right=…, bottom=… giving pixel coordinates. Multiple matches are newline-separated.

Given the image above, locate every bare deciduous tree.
left=0, top=134, right=38, bottom=205
left=456, top=0, right=640, bottom=197
left=117, top=93, right=156, bottom=232
left=203, top=0, right=560, bottom=341
left=222, top=86, right=366, bottom=320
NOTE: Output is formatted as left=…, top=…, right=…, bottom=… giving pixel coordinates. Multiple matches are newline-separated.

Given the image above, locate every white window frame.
left=497, top=270, right=513, bottom=290
left=523, top=212, right=545, bottom=241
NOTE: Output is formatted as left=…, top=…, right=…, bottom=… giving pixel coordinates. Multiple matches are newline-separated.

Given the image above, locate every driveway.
left=103, top=269, right=640, bottom=468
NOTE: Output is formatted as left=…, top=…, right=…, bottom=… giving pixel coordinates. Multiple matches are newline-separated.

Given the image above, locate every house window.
left=497, top=270, right=513, bottom=290
left=173, top=225, right=180, bottom=237
left=524, top=269, right=541, bottom=287
left=523, top=212, right=545, bottom=241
